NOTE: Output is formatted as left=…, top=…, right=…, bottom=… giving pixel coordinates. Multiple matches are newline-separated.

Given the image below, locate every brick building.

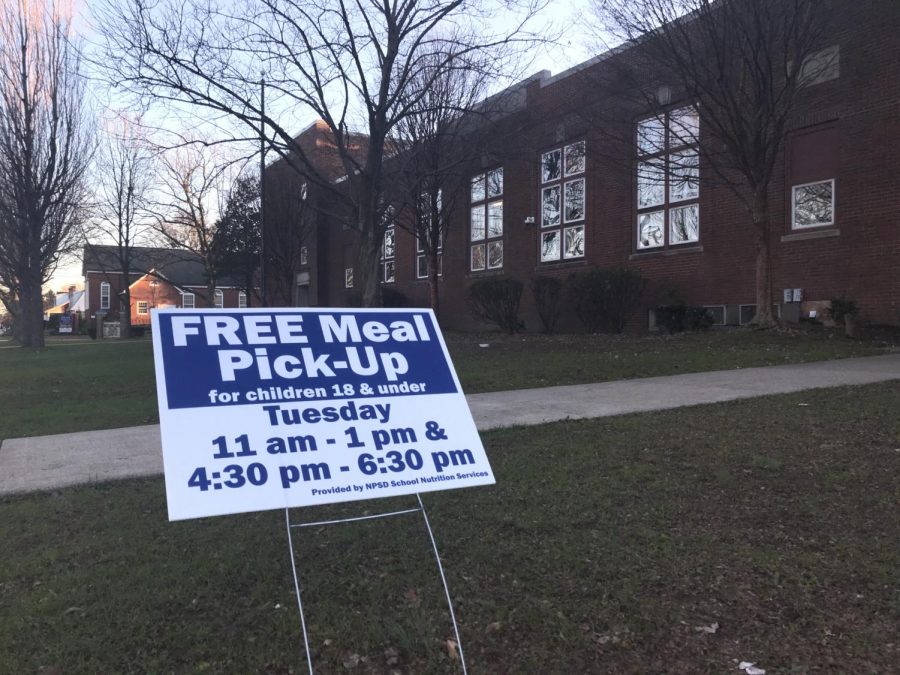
left=81, top=245, right=257, bottom=324
left=263, top=0, right=900, bottom=331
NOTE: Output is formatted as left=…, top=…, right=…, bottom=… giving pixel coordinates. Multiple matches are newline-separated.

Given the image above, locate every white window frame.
left=416, top=229, right=443, bottom=280
left=540, top=140, right=586, bottom=263
left=300, top=246, right=308, bottom=266
left=470, top=169, right=503, bottom=271
left=344, top=268, right=353, bottom=289
left=238, top=291, right=247, bottom=308
left=214, top=289, right=224, bottom=308
left=100, top=282, right=110, bottom=310
left=381, top=225, right=395, bottom=283
left=182, top=292, right=195, bottom=309
left=136, top=300, right=149, bottom=315
left=791, top=178, right=835, bottom=230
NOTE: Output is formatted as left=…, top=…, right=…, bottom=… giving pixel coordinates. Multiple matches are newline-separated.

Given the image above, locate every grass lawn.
left=1, top=383, right=898, bottom=673
left=0, top=327, right=893, bottom=440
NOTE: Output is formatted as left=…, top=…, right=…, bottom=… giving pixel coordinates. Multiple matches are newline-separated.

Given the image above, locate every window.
left=100, top=282, right=110, bottom=310
left=541, top=140, right=585, bottom=262
left=182, top=292, right=195, bottom=309
left=417, top=230, right=444, bottom=279
left=238, top=291, right=247, bottom=308
left=636, top=108, right=700, bottom=250
left=136, top=301, right=149, bottom=315
left=788, top=125, right=837, bottom=231
left=798, top=46, right=839, bottom=87
left=343, top=245, right=354, bottom=289
left=300, top=246, right=308, bottom=266
left=470, top=168, right=503, bottom=271
left=793, top=179, right=834, bottom=229
left=381, top=226, right=395, bottom=283
left=214, top=289, right=224, bottom=308
left=344, top=268, right=354, bottom=288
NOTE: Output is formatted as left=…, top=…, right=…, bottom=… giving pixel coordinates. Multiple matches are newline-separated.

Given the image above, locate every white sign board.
left=151, top=308, right=494, bottom=521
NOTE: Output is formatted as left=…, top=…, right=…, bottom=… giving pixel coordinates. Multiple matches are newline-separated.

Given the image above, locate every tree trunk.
left=751, top=194, right=776, bottom=328
left=357, top=235, right=382, bottom=307
left=119, top=271, right=132, bottom=338
left=428, top=251, right=440, bottom=321
left=19, top=281, right=45, bottom=348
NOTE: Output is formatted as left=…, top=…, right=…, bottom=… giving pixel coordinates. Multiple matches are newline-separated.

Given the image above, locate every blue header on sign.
left=156, top=310, right=458, bottom=409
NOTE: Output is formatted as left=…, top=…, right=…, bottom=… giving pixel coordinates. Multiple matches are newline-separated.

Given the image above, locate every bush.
left=381, top=287, right=409, bottom=308
left=532, top=277, right=562, bottom=333
left=829, top=297, right=859, bottom=323
left=654, top=299, right=715, bottom=333
left=468, top=278, right=523, bottom=334
left=566, top=268, right=647, bottom=333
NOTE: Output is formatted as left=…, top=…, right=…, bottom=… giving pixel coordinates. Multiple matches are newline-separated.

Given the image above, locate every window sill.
left=629, top=245, right=703, bottom=260
left=466, top=268, right=506, bottom=279
left=534, top=258, right=588, bottom=272
left=781, top=227, right=840, bottom=242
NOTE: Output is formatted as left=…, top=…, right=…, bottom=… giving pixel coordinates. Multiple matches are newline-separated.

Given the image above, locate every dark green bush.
left=532, top=276, right=562, bottom=333
left=655, top=301, right=715, bottom=333
left=829, top=296, right=859, bottom=323
left=381, top=287, right=409, bottom=308
left=566, top=268, right=647, bottom=333
left=468, top=278, right=523, bottom=334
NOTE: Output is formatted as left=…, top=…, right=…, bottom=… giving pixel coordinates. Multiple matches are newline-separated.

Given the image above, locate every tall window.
left=381, top=226, right=395, bottom=283
left=300, top=246, right=308, bottom=266
left=100, top=282, right=110, bottom=310
left=470, top=168, right=503, bottom=271
left=540, top=140, right=586, bottom=262
left=636, top=108, right=700, bottom=250
left=182, top=292, right=195, bottom=309
left=136, top=301, right=149, bottom=315
left=417, top=231, right=443, bottom=279
left=238, top=291, right=247, bottom=308
left=214, top=289, right=224, bottom=308
left=344, top=245, right=354, bottom=289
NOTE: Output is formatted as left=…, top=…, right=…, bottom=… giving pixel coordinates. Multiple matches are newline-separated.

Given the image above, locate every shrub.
left=654, top=298, right=715, bottom=333
left=829, top=296, right=859, bottom=323
left=566, top=268, right=647, bottom=333
left=468, top=278, right=523, bottom=334
left=381, top=287, right=409, bottom=308
left=532, top=277, right=562, bottom=333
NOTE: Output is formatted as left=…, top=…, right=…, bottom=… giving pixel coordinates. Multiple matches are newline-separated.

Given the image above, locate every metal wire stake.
left=285, top=507, right=315, bottom=675
left=417, top=493, right=468, bottom=675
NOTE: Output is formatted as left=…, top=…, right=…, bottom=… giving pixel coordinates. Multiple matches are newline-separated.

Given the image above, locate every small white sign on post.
left=151, top=308, right=494, bottom=521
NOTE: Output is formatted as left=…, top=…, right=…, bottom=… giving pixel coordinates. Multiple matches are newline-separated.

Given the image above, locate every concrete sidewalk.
left=2, top=353, right=899, bottom=496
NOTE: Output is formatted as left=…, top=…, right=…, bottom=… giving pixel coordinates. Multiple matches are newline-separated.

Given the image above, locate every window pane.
left=215, top=290, right=224, bottom=308
left=564, top=178, right=585, bottom=222
left=669, top=151, right=699, bottom=202
left=637, top=211, right=664, bottom=249
left=637, top=161, right=665, bottom=208
left=565, top=141, right=586, bottom=175
left=238, top=292, right=247, bottom=308
left=670, top=204, right=699, bottom=244
left=541, top=230, right=560, bottom=261
left=416, top=255, right=427, bottom=279
left=183, top=293, right=194, bottom=309
left=541, top=149, right=561, bottom=183
left=470, top=244, right=486, bottom=271
left=471, top=174, right=485, bottom=202
left=383, top=227, right=395, bottom=258
left=669, top=107, right=699, bottom=147
left=487, top=201, right=503, bottom=238
left=487, top=241, right=503, bottom=269
left=487, top=168, right=503, bottom=197
left=300, top=246, right=308, bottom=265
left=345, top=268, right=353, bottom=288
left=541, top=185, right=560, bottom=227
left=793, top=180, right=834, bottom=228
left=470, top=206, right=485, bottom=240
left=637, top=116, right=665, bottom=155
left=137, top=301, right=148, bottom=315
left=563, top=225, right=585, bottom=259
left=383, top=260, right=395, bottom=283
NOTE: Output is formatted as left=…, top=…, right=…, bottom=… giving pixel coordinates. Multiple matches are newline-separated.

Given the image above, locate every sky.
left=47, top=0, right=600, bottom=292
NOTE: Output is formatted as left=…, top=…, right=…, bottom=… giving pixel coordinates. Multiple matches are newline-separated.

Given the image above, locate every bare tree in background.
left=96, top=0, right=547, bottom=307
left=0, top=0, right=92, bottom=347
left=153, top=144, right=228, bottom=307
left=593, top=0, right=834, bottom=326
left=90, top=114, right=155, bottom=337
left=389, top=47, right=493, bottom=320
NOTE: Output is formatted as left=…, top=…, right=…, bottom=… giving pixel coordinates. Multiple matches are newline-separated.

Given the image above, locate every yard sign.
left=151, top=308, right=494, bottom=521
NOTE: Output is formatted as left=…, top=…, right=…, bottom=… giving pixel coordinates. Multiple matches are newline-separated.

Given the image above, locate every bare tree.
left=153, top=144, right=228, bottom=307
left=90, top=114, right=155, bottom=337
left=388, top=47, right=493, bottom=320
left=96, top=0, right=546, bottom=307
left=0, top=0, right=92, bottom=347
left=592, top=0, right=834, bottom=326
